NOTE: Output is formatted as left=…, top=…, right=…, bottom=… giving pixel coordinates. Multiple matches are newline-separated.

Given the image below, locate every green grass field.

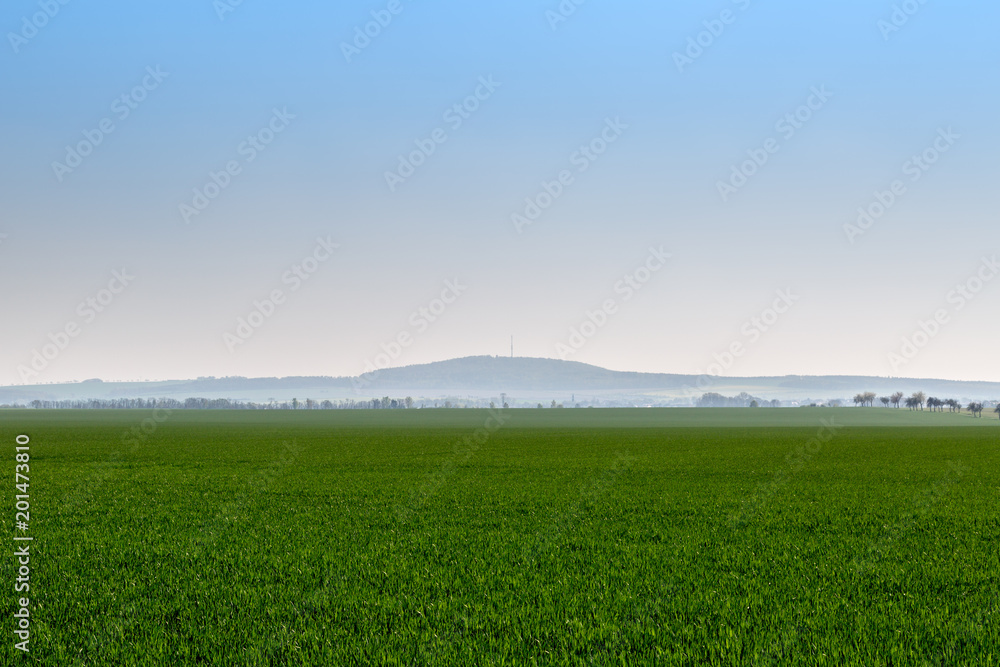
left=2, top=408, right=998, bottom=665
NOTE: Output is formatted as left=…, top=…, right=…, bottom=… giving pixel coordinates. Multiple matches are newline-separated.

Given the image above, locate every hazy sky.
left=2, top=0, right=998, bottom=385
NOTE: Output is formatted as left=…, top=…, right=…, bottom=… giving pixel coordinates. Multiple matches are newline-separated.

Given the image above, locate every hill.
left=2, top=356, right=999, bottom=406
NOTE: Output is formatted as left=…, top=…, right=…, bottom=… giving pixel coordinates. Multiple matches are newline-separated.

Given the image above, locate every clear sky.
left=2, top=0, right=998, bottom=385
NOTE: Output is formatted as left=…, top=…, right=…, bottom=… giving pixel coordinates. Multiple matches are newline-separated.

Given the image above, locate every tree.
left=291, top=398, right=299, bottom=410
left=967, top=402, right=984, bottom=417
left=749, top=400, right=759, bottom=408
left=879, top=396, right=890, bottom=407
left=890, top=391, right=904, bottom=408
left=855, top=392, right=877, bottom=407
left=995, top=404, right=1000, bottom=419
left=910, top=392, right=926, bottom=411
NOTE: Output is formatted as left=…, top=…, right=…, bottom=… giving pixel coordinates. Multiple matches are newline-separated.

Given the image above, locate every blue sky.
left=2, top=0, right=998, bottom=384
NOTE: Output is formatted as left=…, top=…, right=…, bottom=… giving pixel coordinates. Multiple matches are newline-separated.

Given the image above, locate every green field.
left=2, top=408, right=998, bottom=665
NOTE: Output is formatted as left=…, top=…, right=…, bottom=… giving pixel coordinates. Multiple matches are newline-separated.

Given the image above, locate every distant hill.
left=351, top=356, right=690, bottom=390
left=2, top=356, right=999, bottom=404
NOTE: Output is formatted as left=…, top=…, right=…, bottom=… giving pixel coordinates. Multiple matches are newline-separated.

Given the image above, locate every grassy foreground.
left=1, top=408, right=998, bottom=665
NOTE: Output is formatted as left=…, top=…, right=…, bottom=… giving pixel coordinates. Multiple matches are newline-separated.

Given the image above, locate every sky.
left=1, top=0, right=998, bottom=385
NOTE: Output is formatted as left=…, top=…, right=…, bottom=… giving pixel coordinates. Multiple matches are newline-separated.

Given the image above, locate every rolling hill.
left=2, top=356, right=999, bottom=405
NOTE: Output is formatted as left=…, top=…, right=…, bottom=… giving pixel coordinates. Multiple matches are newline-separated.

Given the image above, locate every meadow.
left=1, top=408, right=997, bottom=665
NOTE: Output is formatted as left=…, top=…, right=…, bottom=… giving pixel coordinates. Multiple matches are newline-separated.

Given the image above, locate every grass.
left=1, top=408, right=998, bottom=665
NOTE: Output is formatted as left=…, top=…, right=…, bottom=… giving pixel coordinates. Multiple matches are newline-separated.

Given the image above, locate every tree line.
left=854, top=391, right=996, bottom=418
left=11, top=397, right=416, bottom=410
left=697, top=392, right=780, bottom=408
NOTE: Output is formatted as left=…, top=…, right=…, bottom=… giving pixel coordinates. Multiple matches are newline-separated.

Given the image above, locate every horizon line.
left=4, top=354, right=999, bottom=388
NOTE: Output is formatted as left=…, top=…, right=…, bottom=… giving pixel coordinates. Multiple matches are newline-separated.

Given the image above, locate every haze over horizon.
left=3, top=1, right=998, bottom=386
left=4, top=353, right=999, bottom=388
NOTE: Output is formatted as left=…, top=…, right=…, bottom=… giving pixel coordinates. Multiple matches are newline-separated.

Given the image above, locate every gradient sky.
left=2, top=0, right=998, bottom=385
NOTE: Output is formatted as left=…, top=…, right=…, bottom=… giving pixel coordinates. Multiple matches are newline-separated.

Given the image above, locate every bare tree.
left=879, top=396, right=891, bottom=407
left=910, top=392, right=926, bottom=411
left=890, top=391, right=904, bottom=408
